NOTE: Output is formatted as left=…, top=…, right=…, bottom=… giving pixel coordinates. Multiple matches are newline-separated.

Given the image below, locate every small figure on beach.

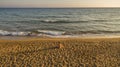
left=58, top=44, right=64, bottom=49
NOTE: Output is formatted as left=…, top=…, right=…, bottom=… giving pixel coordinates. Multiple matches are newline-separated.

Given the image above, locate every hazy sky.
left=0, top=0, right=120, bottom=8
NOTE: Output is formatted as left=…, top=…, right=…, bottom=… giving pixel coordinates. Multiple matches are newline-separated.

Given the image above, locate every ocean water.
left=0, top=8, right=120, bottom=37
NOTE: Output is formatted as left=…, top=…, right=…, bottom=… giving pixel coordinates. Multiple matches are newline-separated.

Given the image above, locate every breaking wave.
left=0, top=29, right=120, bottom=37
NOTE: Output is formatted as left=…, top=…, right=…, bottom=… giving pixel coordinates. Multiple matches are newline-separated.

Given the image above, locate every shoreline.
left=1, top=35, right=120, bottom=40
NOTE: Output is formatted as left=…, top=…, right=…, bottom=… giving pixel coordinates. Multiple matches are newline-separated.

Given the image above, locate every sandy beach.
left=0, top=37, right=119, bottom=67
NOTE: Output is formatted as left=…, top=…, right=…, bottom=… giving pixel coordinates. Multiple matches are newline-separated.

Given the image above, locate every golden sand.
left=0, top=37, right=119, bottom=67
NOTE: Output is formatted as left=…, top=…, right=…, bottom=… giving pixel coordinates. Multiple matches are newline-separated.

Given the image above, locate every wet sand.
left=0, top=37, right=120, bottom=67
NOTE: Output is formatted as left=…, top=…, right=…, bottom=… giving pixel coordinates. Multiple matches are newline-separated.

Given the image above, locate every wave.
left=63, top=30, right=120, bottom=35
left=1, top=30, right=120, bottom=37
left=41, top=20, right=91, bottom=23
left=91, top=19, right=109, bottom=22
left=39, top=19, right=120, bottom=23
left=40, top=18, right=120, bottom=23
left=0, top=30, right=30, bottom=36
left=3, top=19, right=120, bottom=24
left=90, top=19, right=120, bottom=22
left=40, top=20, right=77, bottom=23
left=6, top=19, right=88, bottom=23
left=36, top=30, right=65, bottom=36
left=0, top=30, right=66, bottom=36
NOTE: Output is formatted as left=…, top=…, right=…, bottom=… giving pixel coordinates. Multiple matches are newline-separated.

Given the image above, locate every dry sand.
left=0, top=37, right=120, bottom=67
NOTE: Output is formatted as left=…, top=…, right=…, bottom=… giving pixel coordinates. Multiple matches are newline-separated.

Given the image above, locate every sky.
left=0, top=0, right=120, bottom=8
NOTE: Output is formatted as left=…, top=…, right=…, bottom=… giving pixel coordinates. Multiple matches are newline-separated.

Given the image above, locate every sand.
left=0, top=37, right=119, bottom=67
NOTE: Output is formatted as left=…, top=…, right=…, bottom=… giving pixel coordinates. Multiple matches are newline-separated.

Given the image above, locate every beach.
left=0, top=37, right=119, bottom=67
left=0, top=8, right=120, bottom=67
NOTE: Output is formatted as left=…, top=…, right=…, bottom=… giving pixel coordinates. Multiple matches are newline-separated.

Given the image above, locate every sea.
left=0, top=8, right=120, bottom=37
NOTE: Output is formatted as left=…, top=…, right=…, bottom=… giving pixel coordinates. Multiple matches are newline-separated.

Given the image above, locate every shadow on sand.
left=9, top=46, right=60, bottom=55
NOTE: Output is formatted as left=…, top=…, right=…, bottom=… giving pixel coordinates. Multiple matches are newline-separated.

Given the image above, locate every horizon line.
left=0, top=7, right=120, bottom=8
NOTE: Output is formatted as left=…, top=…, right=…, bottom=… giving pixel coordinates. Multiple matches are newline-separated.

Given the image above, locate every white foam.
left=43, top=19, right=57, bottom=23
left=37, top=30, right=65, bottom=36
left=0, top=30, right=30, bottom=36
left=0, top=30, right=11, bottom=35
left=11, top=32, right=30, bottom=36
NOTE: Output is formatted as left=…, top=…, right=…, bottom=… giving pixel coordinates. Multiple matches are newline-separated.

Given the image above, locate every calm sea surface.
left=0, top=8, right=120, bottom=37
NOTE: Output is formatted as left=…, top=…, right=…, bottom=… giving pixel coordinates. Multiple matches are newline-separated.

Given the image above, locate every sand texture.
left=0, top=38, right=120, bottom=67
